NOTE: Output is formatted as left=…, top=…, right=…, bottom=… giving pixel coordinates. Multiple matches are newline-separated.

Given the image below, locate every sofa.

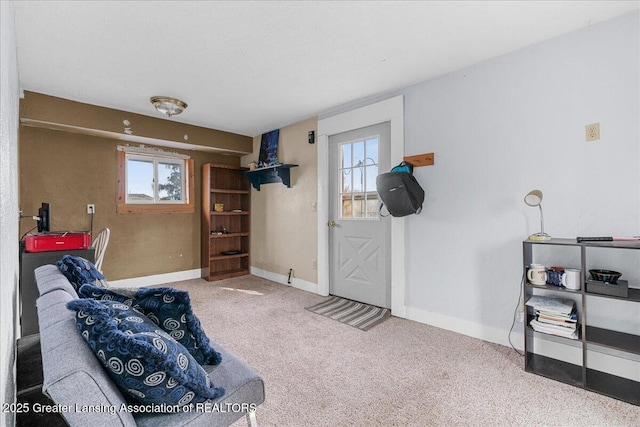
left=34, top=264, right=265, bottom=426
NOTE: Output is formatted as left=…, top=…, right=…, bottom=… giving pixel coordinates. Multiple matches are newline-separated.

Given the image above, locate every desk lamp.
left=524, top=189, right=551, bottom=241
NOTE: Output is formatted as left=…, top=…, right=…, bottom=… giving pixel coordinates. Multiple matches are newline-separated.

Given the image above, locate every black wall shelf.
left=243, top=164, right=298, bottom=191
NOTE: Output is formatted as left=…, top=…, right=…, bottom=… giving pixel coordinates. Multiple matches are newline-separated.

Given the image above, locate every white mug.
left=562, top=269, right=581, bottom=290
left=527, top=264, right=547, bottom=285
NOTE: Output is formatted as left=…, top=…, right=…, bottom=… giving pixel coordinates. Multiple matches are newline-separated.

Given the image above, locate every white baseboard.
left=404, top=306, right=524, bottom=351
left=109, top=267, right=319, bottom=293
left=108, top=268, right=202, bottom=289
left=250, top=266, right=318, bottom=294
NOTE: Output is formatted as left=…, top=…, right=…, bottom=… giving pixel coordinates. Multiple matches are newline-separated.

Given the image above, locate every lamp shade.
left=524, top=189, right=543, bottom=207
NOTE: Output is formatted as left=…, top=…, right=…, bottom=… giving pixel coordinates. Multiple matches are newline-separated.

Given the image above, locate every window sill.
left=116, top=203, right=195, bottom=214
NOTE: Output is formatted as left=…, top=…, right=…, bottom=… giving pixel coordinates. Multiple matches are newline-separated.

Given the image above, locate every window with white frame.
left=117, top=147, right=195, bottom=214
left=125, top=154, right=186, bottom=203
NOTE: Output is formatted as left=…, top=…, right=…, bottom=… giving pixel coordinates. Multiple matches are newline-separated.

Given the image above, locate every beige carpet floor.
left=162, top=275, right=639, bottom=427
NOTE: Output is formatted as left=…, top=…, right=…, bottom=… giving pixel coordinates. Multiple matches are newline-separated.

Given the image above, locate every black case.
left=376, top=171, right=425, bottom=217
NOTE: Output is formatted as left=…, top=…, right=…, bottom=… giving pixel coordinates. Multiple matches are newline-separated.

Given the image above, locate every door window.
left=339, top=136, right=379, bottom=219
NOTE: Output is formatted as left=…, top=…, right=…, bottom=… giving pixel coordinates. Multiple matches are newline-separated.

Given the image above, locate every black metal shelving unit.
left=523, top=238, right=640, bottom=406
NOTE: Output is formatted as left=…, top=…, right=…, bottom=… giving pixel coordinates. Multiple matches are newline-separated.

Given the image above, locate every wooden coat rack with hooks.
left=403, top=153, right=434, bottom=167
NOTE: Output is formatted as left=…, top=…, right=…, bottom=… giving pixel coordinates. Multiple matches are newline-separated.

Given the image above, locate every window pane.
left=352, top=167, right=363, bottom=192
left=127, top=159, right=154, bottom=202
left=341, top=195, right=352, bottom=218
left=366, top=193, right=379, bottom=218
left=341, top=170, right=351, bottom=193
left=364, top=165, right=378, bottom=192
left=353, top=140, right=364, bottom=167
left=352, top=194, right=364, bottom=218
left=341, top=144, right=352, bottom=168
left=158, top=162, right=183, bottom=201
left=366, top=138, right=378, bottom=165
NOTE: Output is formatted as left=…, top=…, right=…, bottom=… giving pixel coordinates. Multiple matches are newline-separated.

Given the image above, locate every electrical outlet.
left=312, top=259, right=317, bottom=269
left=586, top=123, right=600, bottom=141
left=87, top=204, right=95, bottom=214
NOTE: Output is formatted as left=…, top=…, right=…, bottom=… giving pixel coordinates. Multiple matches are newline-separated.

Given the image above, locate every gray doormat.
left=305, top=296, right=390, bottom=331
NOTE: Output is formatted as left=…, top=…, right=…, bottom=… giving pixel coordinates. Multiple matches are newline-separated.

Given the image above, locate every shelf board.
left=210, top=252, right=249, bottom=261
left=210, top=211, right=250, bottom=216
left=526, top=353, right=583, bottom=387
left=243, top=164, right=298, bottom=190
left=586, top=326, right=640, bottom=355
left=525, top=238, right=640, bottom=250
left=525, top=238, right=582, bottom=247
left=207, top=268, right=250, bottom=280
left=525, top=282, right=582, bottom=295
left=526, top=281, right=640, bottom=302
left=210, top=232, right=250, bottom=239
left=585, top=287, right=640, bottom=303
left=526, top=354, right=640, bottom=406
left=210, top=189, right=250, bottom=194
left=586, top=369, right=640, bottom=405
left=526, top=325, right=582, bottom=346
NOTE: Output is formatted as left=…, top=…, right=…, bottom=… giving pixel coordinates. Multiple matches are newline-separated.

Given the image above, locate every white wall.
left=402, top=11, right=639, bottom=341
left=320, top=11, right=640, bottom=347
left=0, top=1, right=21, bottom=425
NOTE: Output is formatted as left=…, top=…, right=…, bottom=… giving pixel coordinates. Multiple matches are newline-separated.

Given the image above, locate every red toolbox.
left=24, top=232, right=91, bottom=252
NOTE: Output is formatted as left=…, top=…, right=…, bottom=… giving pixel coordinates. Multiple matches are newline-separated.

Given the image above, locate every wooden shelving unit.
left=201, top=164, right=251, bottom=281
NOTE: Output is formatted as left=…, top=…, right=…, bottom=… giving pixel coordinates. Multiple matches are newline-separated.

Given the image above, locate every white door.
left=328, top=122, right=391, bottom=308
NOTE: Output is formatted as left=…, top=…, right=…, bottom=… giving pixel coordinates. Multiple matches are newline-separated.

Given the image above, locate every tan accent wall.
left=19, top=95, right=250, bottom=281
left=243, top=117, right=318, bottom=284
left=20, top=91, right=252, bottom=154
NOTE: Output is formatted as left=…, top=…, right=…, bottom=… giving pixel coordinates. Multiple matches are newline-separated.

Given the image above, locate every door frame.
left=317, top=95, right=406, bottom=317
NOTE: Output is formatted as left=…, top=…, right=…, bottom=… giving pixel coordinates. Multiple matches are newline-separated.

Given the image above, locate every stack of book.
left=525, top=295, right=578, bottom=339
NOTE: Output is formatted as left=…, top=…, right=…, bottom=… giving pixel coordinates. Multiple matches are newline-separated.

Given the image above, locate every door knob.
left=327, top=220, right=337, bottom=227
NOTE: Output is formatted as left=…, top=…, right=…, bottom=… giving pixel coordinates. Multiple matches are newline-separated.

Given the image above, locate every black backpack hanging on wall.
left=376, top=161, right=425, bottom=217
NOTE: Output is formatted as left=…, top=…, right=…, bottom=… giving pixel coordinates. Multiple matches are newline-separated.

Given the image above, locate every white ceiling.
left=13, top=1, right=639, bottom=137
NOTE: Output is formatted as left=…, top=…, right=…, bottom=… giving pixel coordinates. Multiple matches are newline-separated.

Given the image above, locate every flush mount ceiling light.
left=150, top=96, right=188, bottom=118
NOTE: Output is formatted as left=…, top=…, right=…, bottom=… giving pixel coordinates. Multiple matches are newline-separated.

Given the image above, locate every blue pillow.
left=67, top=298, right=224, bottom=407
left=134, top=287, right=222, bottom=366
left=56, top=255, right=108, bottom=291
left=78, top=284, right=222, bottom=366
